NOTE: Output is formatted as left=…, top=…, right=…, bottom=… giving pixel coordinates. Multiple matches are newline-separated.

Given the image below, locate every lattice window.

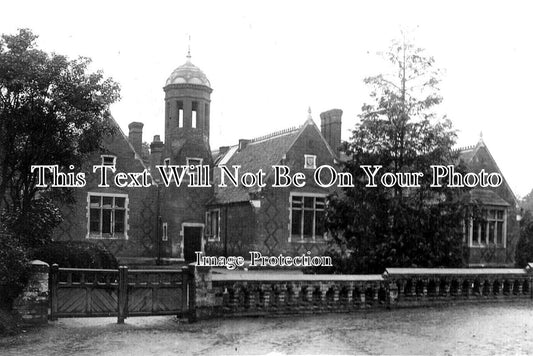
left=469, top=207, right=506, bottom=247
left=290, top=194, right=326, bottom=242
left=87, top=193, right=128, bottom=239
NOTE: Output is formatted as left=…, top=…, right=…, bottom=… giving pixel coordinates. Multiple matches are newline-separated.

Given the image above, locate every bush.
left=1, top=198, right=63, bottom=250
left=31, top=241, right=118, bottom=269
left=0, top=235, right=30, bottom=308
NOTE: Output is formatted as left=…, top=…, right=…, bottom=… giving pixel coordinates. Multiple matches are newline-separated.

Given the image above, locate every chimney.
left=319, top=109, right=342, bottom=153
left=128, top=122, right=144, bottom=155
left=219, top=146, right=230, bottom=155
left=150, top=135, right=164, bottom=174
left=238, top=139, right=250, bottom=151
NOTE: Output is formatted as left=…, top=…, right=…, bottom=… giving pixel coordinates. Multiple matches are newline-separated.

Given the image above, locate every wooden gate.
left=49, top=265, right=191, bottom=323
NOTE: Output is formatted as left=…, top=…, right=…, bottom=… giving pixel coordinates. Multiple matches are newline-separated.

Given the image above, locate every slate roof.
left=468, top=189, right=510, bottom=206
left=457, top=144, right=477, bottom=164
left=456, top=139, right=518, bottom=206
left=211, top=126, right=301, bottom=204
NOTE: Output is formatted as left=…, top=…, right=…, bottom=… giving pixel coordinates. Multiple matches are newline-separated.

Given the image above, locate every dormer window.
left=304, top=154, right=316, bottom=169
left=101, top=155, right=116, bottom=166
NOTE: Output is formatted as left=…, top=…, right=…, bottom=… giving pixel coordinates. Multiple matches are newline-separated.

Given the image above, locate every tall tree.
left=0, top=29, right=120, bottom=246
left=326, top=34, right=469, bottom=273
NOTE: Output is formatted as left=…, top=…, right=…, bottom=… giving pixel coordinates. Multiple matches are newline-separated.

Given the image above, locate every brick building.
left=53, top=53, right=519, bottom=267
left=458, top=138, right=519, bottom=266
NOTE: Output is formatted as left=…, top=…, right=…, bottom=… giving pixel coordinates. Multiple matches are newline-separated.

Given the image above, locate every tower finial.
left=186, top=34, right=191, bottom=60
left=307, top=106, right=312, bottom=120
left=479, top=130, right=483, bottom=142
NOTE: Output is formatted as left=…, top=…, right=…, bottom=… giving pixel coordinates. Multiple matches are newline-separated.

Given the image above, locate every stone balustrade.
left=209, top=273, right=388, bottom=317
left=385, top=268, right=531, bottom=307
left=189, top=267, right=533, bottom=318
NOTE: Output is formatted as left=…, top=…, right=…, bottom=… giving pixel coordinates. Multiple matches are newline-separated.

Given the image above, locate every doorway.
left=183, top=225, right=203, bottom=263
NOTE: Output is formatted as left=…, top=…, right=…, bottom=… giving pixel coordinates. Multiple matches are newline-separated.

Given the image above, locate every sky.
left=1, top=0, right=532, bottom=197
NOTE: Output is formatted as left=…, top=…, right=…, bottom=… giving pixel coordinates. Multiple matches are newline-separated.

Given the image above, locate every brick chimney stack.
left=128, top=122, right=144, bottom=155
left=150, top=135, right=164, bottom=173
left=319, top=109, right=343, bottom=153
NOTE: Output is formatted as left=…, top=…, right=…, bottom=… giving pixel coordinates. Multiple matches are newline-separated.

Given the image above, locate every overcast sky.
left=2, top=0, right=532, bottom=197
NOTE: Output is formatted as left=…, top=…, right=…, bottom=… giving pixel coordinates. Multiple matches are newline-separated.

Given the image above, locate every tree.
left=326, top=34, right=469, bottom=273
left=0, top=29, right=120, bottom=247
left=515, top=191, right=533, bottom=266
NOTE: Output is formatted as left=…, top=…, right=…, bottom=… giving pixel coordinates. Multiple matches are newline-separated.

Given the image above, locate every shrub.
left=31, top=241, right=118, bottom=269
left=0, top=233, right=30, bottom=307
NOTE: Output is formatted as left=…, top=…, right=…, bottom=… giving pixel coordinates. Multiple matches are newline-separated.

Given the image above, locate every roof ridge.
left=249, top=125, right=301, bottom=143
left=454, top=144, right=476, bottom=152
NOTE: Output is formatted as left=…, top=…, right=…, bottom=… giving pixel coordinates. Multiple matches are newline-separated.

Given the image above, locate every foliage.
left=326, top=34, right=469, bottom=273
left=31, top=241, right=118, bottom=269
left=0, top=28, right=120, bottom=216
left=1, top=198, right=62, bottom=249
left=515, top=210, right=533, bottom=267
left=0, top=28, right=120, bottom=310
left=0, top=233, right=30, bottom=303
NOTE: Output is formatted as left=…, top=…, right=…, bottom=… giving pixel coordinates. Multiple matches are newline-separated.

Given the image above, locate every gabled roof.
left=468, top=189, right=510, bottom=206
left=457, top=137, right=518, bottom=206
left=105, top=116, right=149, bottom=172
left=211, top=118, right=336, bottom=204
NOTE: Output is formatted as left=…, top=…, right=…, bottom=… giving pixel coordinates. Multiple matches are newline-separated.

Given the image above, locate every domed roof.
left=165, top=53, right=211, bottom=88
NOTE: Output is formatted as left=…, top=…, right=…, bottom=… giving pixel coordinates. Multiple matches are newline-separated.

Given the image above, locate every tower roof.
left=165, top=53, right=211, bottom=88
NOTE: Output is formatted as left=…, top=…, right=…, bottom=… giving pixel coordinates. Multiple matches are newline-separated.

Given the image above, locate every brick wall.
left=53, top=128, right=158, bottom=258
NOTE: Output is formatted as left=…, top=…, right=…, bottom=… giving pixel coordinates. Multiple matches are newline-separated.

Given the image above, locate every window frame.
left=86, top=192, right=129, bottom=240
left=289, top=192, right=327, bottom=243
left=101, top=155, right=117, bottom=167
left=304, top=154, right=317, bottom=169
left=467, top=206, right=507, bottom=248
left=205, top=209, right=221, bottom=241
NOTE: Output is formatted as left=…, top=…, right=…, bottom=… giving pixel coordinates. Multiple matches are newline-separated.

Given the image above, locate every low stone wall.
left=189, top=266, right=533, bottom=319
left=12, top=260, right=49, bottom=325
left=385, top=268, right=531, bottom=307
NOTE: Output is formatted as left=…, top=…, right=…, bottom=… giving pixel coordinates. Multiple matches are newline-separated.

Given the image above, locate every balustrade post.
left=346, top=284, right=353, bottom=304
left=358, top=283, right=366, bottom=307
left=261, top=284, right=271, bottom=310
left=278, top=284, right=287, bottom=308
left=444, top=280, right=450, bottom=297
left=288, top=283, right=298, bottom=309
left=246, top=285, right=255, bottom=310
left=486, top=281, right=493, bottom=297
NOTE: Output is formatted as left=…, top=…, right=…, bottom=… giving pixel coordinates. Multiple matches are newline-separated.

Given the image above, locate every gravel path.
left=1, top=302, right=533, bottom=355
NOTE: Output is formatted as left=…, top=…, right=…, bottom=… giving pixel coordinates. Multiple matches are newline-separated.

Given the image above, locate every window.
left=101, top=155, right=116, bottom=166
left=186, top=157, right=202, bottom=180
left=88, top=193, right=128, bottom=239
left=177, top=101, right=184, bottom=128
left=304, top=154, right=317, bottom=169
left=162, top=222, right=168, bottom=241
left=469, top=208, right=506, bottom=247
left=192, top=101, right=198, bottom=128
left=290, top=194, right=326, bottom=241
left=205, top=210, right=220, bottom=241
